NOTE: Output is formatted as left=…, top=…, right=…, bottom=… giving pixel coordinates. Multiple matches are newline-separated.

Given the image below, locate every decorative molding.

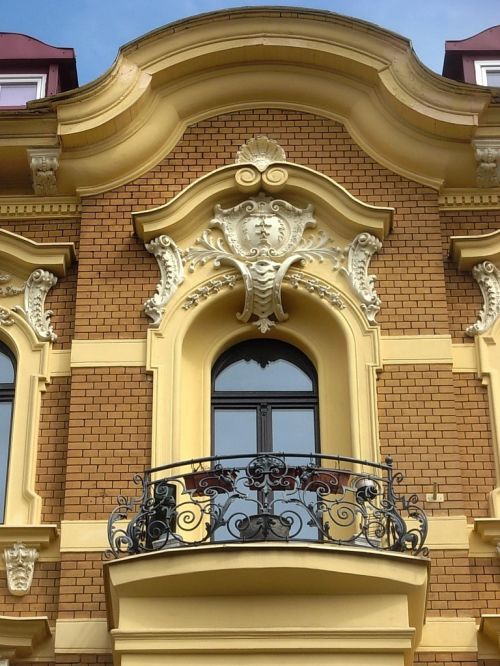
left=235, top=136, right=287, bottom=172
left=439, top=188, right=500, bottom=210
left=466, top=261, right=500, bottom=336
left=13, top=269, right=58, bottom=342
left=474, top=518, right=500, bottom=555
left=341, top=233, right=382, bottom=323
left=474, top=140, right=500, bottom=188
left=0, top=307, right=14, bottom=327
left=3, top=543, right=38, bottom=596
left=0, top=616, right=51, bottom=660
left=144, top=235, right=184, bottom=326
left=183, top=273, right=240, bottom=310
left=183, top=193, right=345, bottom=333
left=283, top=271, right=345, bottom=310
left=0, top=273, right=25, bottom=297
left=0, top=197, right=81, bottom=220
left=27, top=148, right=60, bottom=196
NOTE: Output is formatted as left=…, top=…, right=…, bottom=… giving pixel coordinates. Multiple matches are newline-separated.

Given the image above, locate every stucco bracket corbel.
left=341, top=233, right=383, bottom=323
left=144, top=235, right=184, bottom=326
left=465, top=261, right=500, bottom=337
left=13, top=269, right=59, bottom=342
left=3, top=542, right=38, bottom=596
left=27, top=148, right=60, bottom=196
left=473, top=140, right=500, bottom=188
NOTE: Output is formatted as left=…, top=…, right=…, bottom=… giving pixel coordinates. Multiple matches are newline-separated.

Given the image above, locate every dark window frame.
left=0, top=341, right=16, bottom=524
left=212, top=339, right=320, bottom=456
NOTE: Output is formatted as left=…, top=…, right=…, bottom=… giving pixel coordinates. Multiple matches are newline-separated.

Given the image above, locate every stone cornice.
left=449, top=229, right=500, bottom=271
left=439, top=188, right=500, bottom=210
left=0, top=616, right=51, bottom=659
left=0, top=196, right=80, bottom=220
left=18, top=8, right=497, bottom=195
left=0, top=228, right=75, bottom=277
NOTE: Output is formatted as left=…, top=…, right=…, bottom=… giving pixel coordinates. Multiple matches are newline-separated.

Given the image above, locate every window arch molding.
left=147, top=276, right=381, bottom=470
left=0, top=314, right=51, bottom=524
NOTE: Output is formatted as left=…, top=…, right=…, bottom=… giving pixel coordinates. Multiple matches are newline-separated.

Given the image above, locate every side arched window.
left=212, top=339, right=319, bottom=458
left=0, top=342, right=15, bottom=523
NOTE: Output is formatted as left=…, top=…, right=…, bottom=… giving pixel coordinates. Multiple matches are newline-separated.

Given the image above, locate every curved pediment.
left=30, top=8, right=497, bottom=195
left=133, top=161, right=393, bottom=244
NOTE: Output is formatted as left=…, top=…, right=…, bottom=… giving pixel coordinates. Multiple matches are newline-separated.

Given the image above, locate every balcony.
left=107, top=452, right=428, bottom=558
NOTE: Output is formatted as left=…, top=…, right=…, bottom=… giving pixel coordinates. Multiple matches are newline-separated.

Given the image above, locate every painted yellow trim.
left=450, top=229, right=500, bottom=270
left=133, top=163, right=393, bottom=243
left=60, top=520, right=109, bottom=552
left=30, top=9, right=497, bottom=195
left=0, top=196, right=81, bottom=220
left=48, top=338, right=480, bottom=372
left=0, top=525, right=57, bottom=549
left=451, top=344, right=477, bottom=373
left=105, top=543, right=427, bottom=665
left=418, top=617, right=477, bottom=652
left=52, top=616, right=479, bottom=655
left=480, top=615, right=500, bottom=660
left=55, top=619, right=111, bottom=654
left=0, top=616, right=51, bottom=659
left=50, top=349, right=71, bottom=376
left=380, top=335, right=453, bottom=365
left=0, top=228, right=75, bottom=278
left=474, top=321, right=500, bottom=517
left=61, top=516, right=471, bottom=552
left=1, top=315, right=51, bottom=524
left=70, top=339, right=146, bottom=368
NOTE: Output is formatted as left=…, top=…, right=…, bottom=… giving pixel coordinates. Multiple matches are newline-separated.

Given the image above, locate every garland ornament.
left=466, top=261, right=500, bottom=336
left=183, top=193, right=344, bottom=333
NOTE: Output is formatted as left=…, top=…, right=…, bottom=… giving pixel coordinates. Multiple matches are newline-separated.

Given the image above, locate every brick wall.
left=2, top=108, right=499, bottom=664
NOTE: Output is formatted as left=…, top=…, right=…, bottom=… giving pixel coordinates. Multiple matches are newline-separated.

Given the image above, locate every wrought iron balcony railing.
left=107, top=452, right=428, bottom=558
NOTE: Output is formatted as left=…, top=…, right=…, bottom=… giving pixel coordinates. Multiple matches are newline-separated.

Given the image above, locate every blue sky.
left=3, top=0, right=500, bottom=84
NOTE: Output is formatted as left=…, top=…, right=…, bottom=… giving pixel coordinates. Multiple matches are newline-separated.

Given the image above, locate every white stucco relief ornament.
left=27, top=148, right=60, bottom=196
left=341, top=233, right=383, bottom=323
left=13, top=269, right=58, bottom=342
left=144, top=235, right=184, bottom=325
left=473, top=140, right=500, bottom=188
left=466, top=261, right=500, bottom=336
left=3, top=542, right=38, bottom=596
left=182, top=193, right=345, bottom=332
left=236, top=136, right=287, bottom=172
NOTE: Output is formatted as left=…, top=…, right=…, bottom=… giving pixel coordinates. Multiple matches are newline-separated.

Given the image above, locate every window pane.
left=0, top=402, right=12, bottom=522
left=272, top=409, right=316, bottom=456
left=0, top=350, right=15, bottom=383
left=486, top=71, right=500, bottom=86
left=213, top=409, right=257, bottom=460
left=0, top=83, right=38, bottom=106
left=215, top=358, right=312, bottom=392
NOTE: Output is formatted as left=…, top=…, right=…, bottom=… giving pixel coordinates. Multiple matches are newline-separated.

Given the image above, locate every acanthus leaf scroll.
left=143, top=194, right=383, bottom=331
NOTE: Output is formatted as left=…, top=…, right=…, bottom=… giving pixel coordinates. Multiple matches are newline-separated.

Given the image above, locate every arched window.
left=212, top=339, right=319, bottom=458
left=0, top=342, right=15, bottom=523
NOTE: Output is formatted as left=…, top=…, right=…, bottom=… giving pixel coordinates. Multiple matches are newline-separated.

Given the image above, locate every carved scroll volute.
left=341, top=233, right=382, bottom=323
left=144, top=235, right=184, bottom=326
left=13, top=269, right=58, bottom=342
left=466, top=261, right=500, bottom=336
left=3, top=543, right=38, bottom=596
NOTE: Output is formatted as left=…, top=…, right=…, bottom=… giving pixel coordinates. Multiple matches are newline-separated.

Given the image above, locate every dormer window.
left=0, top=74, right=46, bottom=107
left=474, top=60, right=500, bottom=86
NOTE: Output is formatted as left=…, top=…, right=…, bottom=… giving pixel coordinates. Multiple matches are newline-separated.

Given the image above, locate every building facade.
left=0, top=8, right=500, bottom=666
